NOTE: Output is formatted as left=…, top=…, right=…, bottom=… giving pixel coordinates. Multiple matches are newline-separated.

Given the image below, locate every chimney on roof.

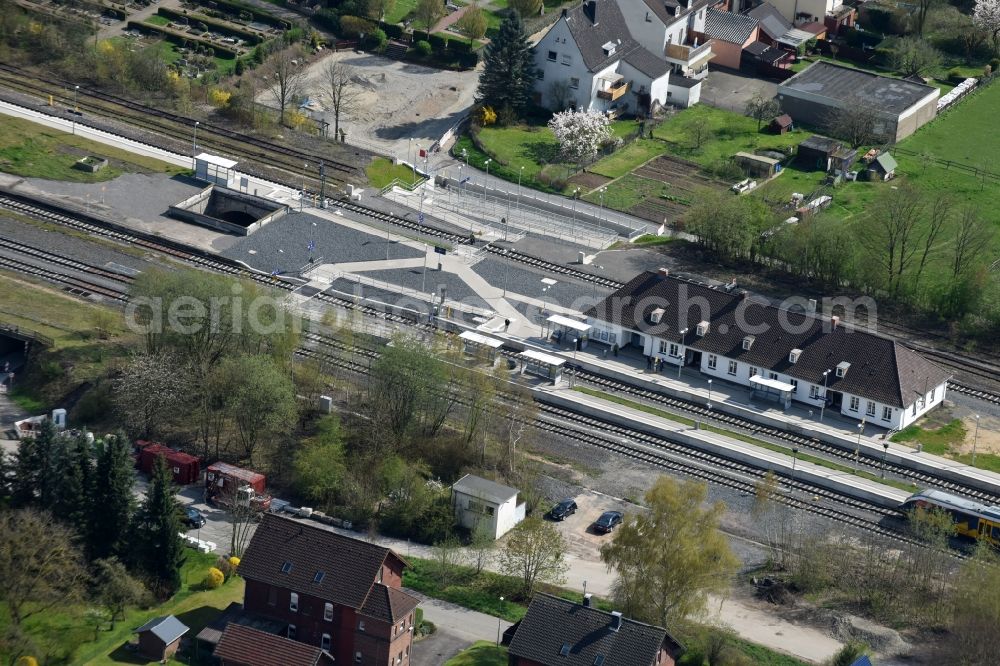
left=584, top=0, right=598, bottom=24
left=561, top=7, right=568, bottom=17
left=583, top=593, right=593, bottom=607
left=658, top=267, right=670, bottom=277
left=610, top=611, right=623, bottom=632
left=831, top=315, right=840, bottom=330
left=807, top=298, right=817, bottom=314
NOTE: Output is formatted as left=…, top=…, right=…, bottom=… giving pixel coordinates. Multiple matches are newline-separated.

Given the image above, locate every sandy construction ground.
left=286, top=50, right=480, bottom=160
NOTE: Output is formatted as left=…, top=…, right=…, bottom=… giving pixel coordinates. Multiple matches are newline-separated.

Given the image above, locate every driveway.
left=700, top=69, right=778, bottom=112
left=408, top=593, right=511, bottom=666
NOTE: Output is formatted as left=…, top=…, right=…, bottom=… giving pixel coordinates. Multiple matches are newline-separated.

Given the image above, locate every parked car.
left=549, top=498, right=578, bottom=521
left=183, top=507, right=206, bottom=528
left=593, top=511, right=623, bottom=534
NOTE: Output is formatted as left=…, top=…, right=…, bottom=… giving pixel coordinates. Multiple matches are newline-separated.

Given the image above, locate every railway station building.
left=584, top=270, right=951, bottom=430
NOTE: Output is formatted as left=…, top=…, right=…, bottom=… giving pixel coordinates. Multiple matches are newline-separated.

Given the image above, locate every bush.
left=203, top=567, right=225, bottom=589
left=339, top=15, right=375, bottom=38
left=948, top=67, right=965, bottom=82
left=368, top=28, right=387, bottom=51
left=458, top=52, right=480, bottom=69
left=383, top=23, right=404, bottom=39
left=449, top=38, right=471, bottom=53
left=415, top=40, right=432, bottom=57
left=229, top=555, right=240, bottom=570
left=412, top=29, right=429, bottom=43
left=15, top=658, right=39, bottom=666
left=991, top=57, right=1000, bottom=72
left=214, top=556, right=233, bottom=580
left=315, top=8, right=339, bottom=32
left=428, top=32, right=448, bottom=52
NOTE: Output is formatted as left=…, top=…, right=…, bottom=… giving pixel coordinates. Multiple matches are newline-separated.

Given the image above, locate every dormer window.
left=742, top=335, right=755, bottom=351
left=560, top=644, right=571, bottom=656
left=602, top=40, right=616, bottom=56
left=696, top=321, right=709, bottom=336
left=650, top=307, right=665, bottom=324
left=789, top=348, right=802, bottom=364
left=836, top=361, right=850, bottom=378
left=281, top=561, right=293, bottom=574
left=314, top=571, right=325, bottom=584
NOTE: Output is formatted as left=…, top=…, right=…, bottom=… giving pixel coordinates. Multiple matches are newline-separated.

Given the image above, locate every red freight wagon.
left=205, top=462, right=270, bottom=511
left=136, top=442, right=201, bottom=485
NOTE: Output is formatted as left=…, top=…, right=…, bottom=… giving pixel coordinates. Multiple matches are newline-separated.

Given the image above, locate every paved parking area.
left=544, top=491, right=635, bottom=561
left=700, top=69, right=779, bottom=112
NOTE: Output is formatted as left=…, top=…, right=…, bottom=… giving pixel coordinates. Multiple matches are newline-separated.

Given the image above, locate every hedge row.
left=126, top=21, right=239, bottom=58
left=157, top=7, right=264, bottom=44
left=191, top=0, right=291, bottom=30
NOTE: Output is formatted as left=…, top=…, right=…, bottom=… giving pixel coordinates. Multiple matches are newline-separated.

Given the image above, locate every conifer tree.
left=87, top=433, right=136, bottom=561
left=134, top=455, right=184, bottom=597
left=10, top=420, right=56, bottom=508
left=50, top=434, right=91, bottom=529
left=476, top=10, right=537, bottom=117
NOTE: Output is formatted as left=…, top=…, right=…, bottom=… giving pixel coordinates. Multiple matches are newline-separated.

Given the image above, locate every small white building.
left=452, top=474, right=526, bottom=539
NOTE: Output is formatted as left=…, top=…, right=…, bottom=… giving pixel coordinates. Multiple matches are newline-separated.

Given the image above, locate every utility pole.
left=319, top=161, right=326, bottom=208
left=819, top=369, right=831, bottom=421
left=192, top=120, right=199, bottom=169
left=72, top=84, right=80, bottom=135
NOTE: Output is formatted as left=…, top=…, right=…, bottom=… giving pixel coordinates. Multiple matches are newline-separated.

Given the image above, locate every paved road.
left=408, top=592, right=511, bottom=666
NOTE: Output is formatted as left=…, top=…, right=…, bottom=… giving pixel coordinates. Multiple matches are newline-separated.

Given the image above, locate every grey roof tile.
left=561, top=0, right=667, bottom=77
left=704, top=8, right=758, bottom=44
left=747, top=3, right=791, bottom=40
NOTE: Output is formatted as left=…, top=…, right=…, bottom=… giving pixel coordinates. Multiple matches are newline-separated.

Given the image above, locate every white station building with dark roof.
left=584, top=270, right=951, bottom=430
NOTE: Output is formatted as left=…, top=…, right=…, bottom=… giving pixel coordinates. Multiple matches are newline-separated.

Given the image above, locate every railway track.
left=572, top=368, right=1000, bottom=504
left=483, top=246, right=624, bottom=289
left=0, top=253, right=127, bottom=301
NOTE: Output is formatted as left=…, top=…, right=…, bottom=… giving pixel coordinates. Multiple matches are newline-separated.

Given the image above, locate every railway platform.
left=536, top=385, right=912, bottom=510
left=526, top=342, right=1000, bottom=498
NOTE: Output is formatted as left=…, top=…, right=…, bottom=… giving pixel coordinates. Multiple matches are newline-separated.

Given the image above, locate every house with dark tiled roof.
left=238, top=514, right=420, bottom=666
left=584, top=270, right=951, bottom=430
left=507, top=593, right=683, bottom=666
left=533, top=0, right=708, bottom=113
left=214, top=624, right=335, bottom=666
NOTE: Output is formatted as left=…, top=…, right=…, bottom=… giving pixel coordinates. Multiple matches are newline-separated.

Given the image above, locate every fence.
left=891, top=146, right=1000, bottom=183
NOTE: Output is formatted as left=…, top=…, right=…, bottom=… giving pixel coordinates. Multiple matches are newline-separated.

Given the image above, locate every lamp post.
left=408, top=138, right=413, bottom=176
left=457, top=164, right=463, bottom=202
left=192, top=120, right=200, bottom=168
left=496, top=597, right=505, bottom=646
left=881, top=441, right=889, bottom=479
left=570, top=187, right=580, bottom=236
left=483, top=158, right=492, bottom=211
left=677, top=328, right=688, bottom=378
left=973, top=414, right=981, bottom=465
left=502, top=248, right=511, bottom=297
left=462, top=147, right=469, bottom=166
left=598, top=187, right=607, bottom=231
left=854, top=420, right=865, bottom=473
left=819, top=369, right=831, bottom=421
left=517, top=165, right=525, bottom=220
left=707, top=379, right=713, bottom=409
left=72, top=84, right=80, bottom=135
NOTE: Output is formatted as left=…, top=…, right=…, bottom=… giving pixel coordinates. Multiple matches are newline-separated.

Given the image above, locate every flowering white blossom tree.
left=974, top=0, right=1000, bottom=52
left=547, top=109, right=613, bottom=164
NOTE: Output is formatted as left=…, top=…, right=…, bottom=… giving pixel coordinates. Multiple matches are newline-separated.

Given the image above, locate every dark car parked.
left=549, top=498, right=578, bottom=521
left=183, top=507, right=206, bottom=528
left=593, top=510, right=623, bottom=534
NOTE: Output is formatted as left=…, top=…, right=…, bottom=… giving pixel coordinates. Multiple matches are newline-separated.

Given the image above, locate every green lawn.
left=580, top=172, right=671, bottom=209
left=902, top=80, right=1000, bottom=168
left=1, top=551, right=244, bottom=665
left=444, top=641, right=508, bottom=666
left=0, top=115, right=182, bottom=183
left=384, top=0, right=418, bottom=24
left=144, top=14, right=171, bottom=26
left=652, top=105, right=806, bottom=169
left=589, top=138, right=664, bottom=180
left=366, top=157, right=423, bottom=189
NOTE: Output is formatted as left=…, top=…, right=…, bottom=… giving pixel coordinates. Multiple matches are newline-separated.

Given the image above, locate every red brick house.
left=238, top=514, right=420, bottom=666
left=507, top=593, right=683, bottom=666
left=214, top=623, right=336, bottom=666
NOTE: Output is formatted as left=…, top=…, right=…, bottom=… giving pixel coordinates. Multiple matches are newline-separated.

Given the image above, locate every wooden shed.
left=770, top=114, right=793, bottom=134
left=135, top=615, right=189, bottom=662
left=797, top=135, right=842, bottom=171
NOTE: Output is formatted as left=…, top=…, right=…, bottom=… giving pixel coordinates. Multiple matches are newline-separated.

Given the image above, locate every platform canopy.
left=750, top=376, right=796, bottom=392
left=546, top=314, right=591, bottom=333
left=520, top=349, right=566, bottom=367
left=460, top=330, right=504, bottom=349
left=195, top=153, right=238, bottom=169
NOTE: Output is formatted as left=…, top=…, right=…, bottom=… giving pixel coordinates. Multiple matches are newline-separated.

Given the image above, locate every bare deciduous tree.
left=113, top=351, right=189, bottom=439
left=320, top=59, right=360, bottom=142
left=415, top=0, right=445, bottom=31
left=744, top=93, right=780, bottom=131
left=911, top=194, right=950, bottom=291
left=862, top=185, right=925, bottom=296
left=499, top=517, right=567, bottom=594
left=262, top=47, right=306, bottom=125
left=952, top=207, right=994, bottom=279
left=826, top=102, right=880, bottom=148
left=0, top=509, right=87, bottom=627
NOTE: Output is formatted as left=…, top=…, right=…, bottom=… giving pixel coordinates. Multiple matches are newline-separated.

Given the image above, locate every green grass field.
left=589, top=138, right=664, bottom=179
left=444, top=641, right=508, bottom=666
left=1, top=551, right=244, bottom=665
left=144, top=15, right=171, bottom=26
left=384, top=0, right=418, bottom=24
left=0, top=115, right=182, bottom=183
left=901, top=80, right=1000, bottom=171
left=366, top=157, right=423, bottom=189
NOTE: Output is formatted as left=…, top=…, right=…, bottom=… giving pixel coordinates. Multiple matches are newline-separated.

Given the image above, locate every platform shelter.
left=459, top=330, right=504, bottom=363
left=750, top=375, right=795, bottom=409
left=543, top=314, right=591, bottom=348
left=194, top=153, right=238, bottom=188
left=520, top=349, right=566, bottom=384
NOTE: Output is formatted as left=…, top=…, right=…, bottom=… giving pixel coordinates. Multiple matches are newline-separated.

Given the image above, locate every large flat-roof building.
left=584, top=270, right=951, bottom=430
left=777, top=61, right=939, bottom=142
